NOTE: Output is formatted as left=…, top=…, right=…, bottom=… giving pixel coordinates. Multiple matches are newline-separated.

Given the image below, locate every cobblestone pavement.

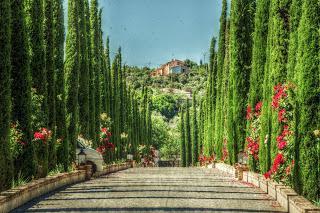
left=13, top=167, right=286, bottom=213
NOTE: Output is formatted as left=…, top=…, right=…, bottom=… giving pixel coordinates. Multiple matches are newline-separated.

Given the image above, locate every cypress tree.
left=185, top=100, right=192, bottom=166
left=204, top=38, right=216, bottom=155
left=229, top=0, right=255, bottom=162
left=248, top=0, right=270, bottom=171
left=213, top=0, right=227, bottom=159
left=105, top=37, right=112, bottom=116
left=180, top=108, right=186, bottom=167
left=44, top=0, right=56, bottom=171
left=25, top=0, right=48, bottom=126
left=65, top=0, right=80, bottom=162
left=86, top=0, right=96, bottom=143
left=11, top=0, right=35, bottom=178
left=53, top=0, right=69, bottom=171
left=192, top=94, right=198, bottom=165
left=221, top=20, right=232, bottom=163
left=90, top=0, right=101, bottom=147
left=269, top=0, right=291, bottom=160
left=286, top=0, right=302, bottom=82
left=78, top=0, right=90, bottom=138
left=295, top=0, right=319, bottom=201
left=0, top=0, right=13, bottom=190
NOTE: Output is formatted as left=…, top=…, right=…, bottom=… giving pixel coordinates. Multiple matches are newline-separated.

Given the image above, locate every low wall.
left=0, top=171, right=86, bottom=213
left=93, top=162, right=132, bottom=177
left=0, top=162, right=132, bottom=213
left=214, top=163, right=320, bottom=213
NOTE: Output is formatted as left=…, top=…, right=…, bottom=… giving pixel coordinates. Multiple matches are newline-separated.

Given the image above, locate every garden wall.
left=0, top=162, right=132, bottom=213
left=213, top=163, right=320, bottom=213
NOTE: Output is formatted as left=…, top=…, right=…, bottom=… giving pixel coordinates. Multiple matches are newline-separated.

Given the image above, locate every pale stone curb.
left=0, top=162, right=132, bottom=213
left=213, top=162, right=320, bottom=213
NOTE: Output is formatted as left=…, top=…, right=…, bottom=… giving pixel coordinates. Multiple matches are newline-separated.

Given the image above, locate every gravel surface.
left=13, top=167, right=286, bottom=213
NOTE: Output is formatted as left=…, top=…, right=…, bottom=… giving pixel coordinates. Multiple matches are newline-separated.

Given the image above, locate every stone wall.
left=213, top=162, right=320, bottom=213
left=0, top=162, right=132, bottom=213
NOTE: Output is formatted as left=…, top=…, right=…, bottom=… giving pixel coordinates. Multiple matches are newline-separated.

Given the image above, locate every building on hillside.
left=150, top=59, right=190, bottom=77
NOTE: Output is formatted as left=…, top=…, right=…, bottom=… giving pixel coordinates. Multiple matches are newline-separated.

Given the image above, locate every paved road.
left=13, top=168, right=286, bottom=213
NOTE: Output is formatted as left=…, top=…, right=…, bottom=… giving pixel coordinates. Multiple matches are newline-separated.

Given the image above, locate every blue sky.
left=64, top=0, right=225, bottom=68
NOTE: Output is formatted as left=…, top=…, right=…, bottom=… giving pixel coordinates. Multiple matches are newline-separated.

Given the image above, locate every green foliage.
left=0, top=0, right=13, bottom=191
left=191, top=94, right=199, bottom=165
left=185, top=100, right=192, bottom=167
left=295, top=0, right=320, bottom=201
left=11, top=0, right=36, bottom=179
left=180, top=108, right=186, bottom=167
left=78, top=0, right=90, bottom=138
left=152, top=93, right=180, bottom=120
left=229, top=0, right=255, bottom=161
left=65, top=0, right=80, bottom=162
left=53, top=0, right=69, bottom=172
left=248, top=0, right=270, bottom=171
left=44, top=0, right=56, bottom=171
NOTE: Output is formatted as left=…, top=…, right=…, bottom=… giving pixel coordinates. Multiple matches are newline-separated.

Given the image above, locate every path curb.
left=213, top=162, right=320, bottom=213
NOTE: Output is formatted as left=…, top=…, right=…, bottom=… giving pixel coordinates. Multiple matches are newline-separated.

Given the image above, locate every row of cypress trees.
left=201, top=0, right=319, bottom=201
left=0, top=0, right=151, bottom=192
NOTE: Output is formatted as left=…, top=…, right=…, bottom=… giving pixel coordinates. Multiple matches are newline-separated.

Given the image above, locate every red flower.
left=277, top=140, right=287, bottom=150
left=271, top=153, right=285, bottom=173
left=246, top=105, right=252, bottom=120
left=101, top=127, right=107, bottom=133
left=278, top=109, right=287, bottom=122
left=255, top=101, right=263, bottom=112
left=264, top=171, right=272, bottom=179
left=34, top=132, right=45, bottom=140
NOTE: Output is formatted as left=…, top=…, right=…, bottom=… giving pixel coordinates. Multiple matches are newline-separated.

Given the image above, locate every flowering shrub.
left=264, top=83, right=295, bottom=182
left=9, top=123, right=26, bottom=160
left=33, top=128, right=52, bottom=144
left=246, top=101, right=262, bottom=162
left=222, top=138, right=229, bottom=162
left=96, top=127, right=114, bottom=154
left=198, top=154, right=215, bottom=166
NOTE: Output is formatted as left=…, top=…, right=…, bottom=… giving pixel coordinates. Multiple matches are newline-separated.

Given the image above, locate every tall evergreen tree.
left=78, top=0, right=90, bottom=138
left=54, top=0, right=69, bottom=171
left=90, top=0, right=101, bottom=147
left=248, top=0, right=270, bottom=171
left=25, top=0, right=48, bottom=126
left=204, top=37, right=216, bottom=155
left=86, top=0, right=95, bottom=143
left=65, top=0, right=80, bottom=162
left=213, top=0, right=228, bottom=159
left=11, top=0, right=35, bottom=178
left=269, top=0, right=291, bottom=160
left=295, top=0, right=319, bottom=201
left=185, top=100, right=192, bottom=166
left=105, top=37, right=112, bottom=116
left=180, top=108, right=186, bottom=167
left=44, top=0, right=56, bottom=170
left=286, top=0, right=302, bottom=82
left=0, top=0, right=13, bottom=190
left=192, top=94, right=198, bottom=165
left=229, top=0, right=255, bottom=162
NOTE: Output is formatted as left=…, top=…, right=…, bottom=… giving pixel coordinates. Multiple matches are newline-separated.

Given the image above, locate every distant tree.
left=180, top=108, right=186, bottom=167
left=185, top=100, right=192, bottom=166
left=191, top=94, right=198, bottom=165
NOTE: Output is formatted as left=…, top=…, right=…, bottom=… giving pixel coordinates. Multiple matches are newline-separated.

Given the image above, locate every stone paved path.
left=13, top=167, right=286, bottom=213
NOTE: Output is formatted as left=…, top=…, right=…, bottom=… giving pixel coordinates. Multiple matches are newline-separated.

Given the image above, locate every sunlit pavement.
left=13, top=167, right=286, bottom=213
